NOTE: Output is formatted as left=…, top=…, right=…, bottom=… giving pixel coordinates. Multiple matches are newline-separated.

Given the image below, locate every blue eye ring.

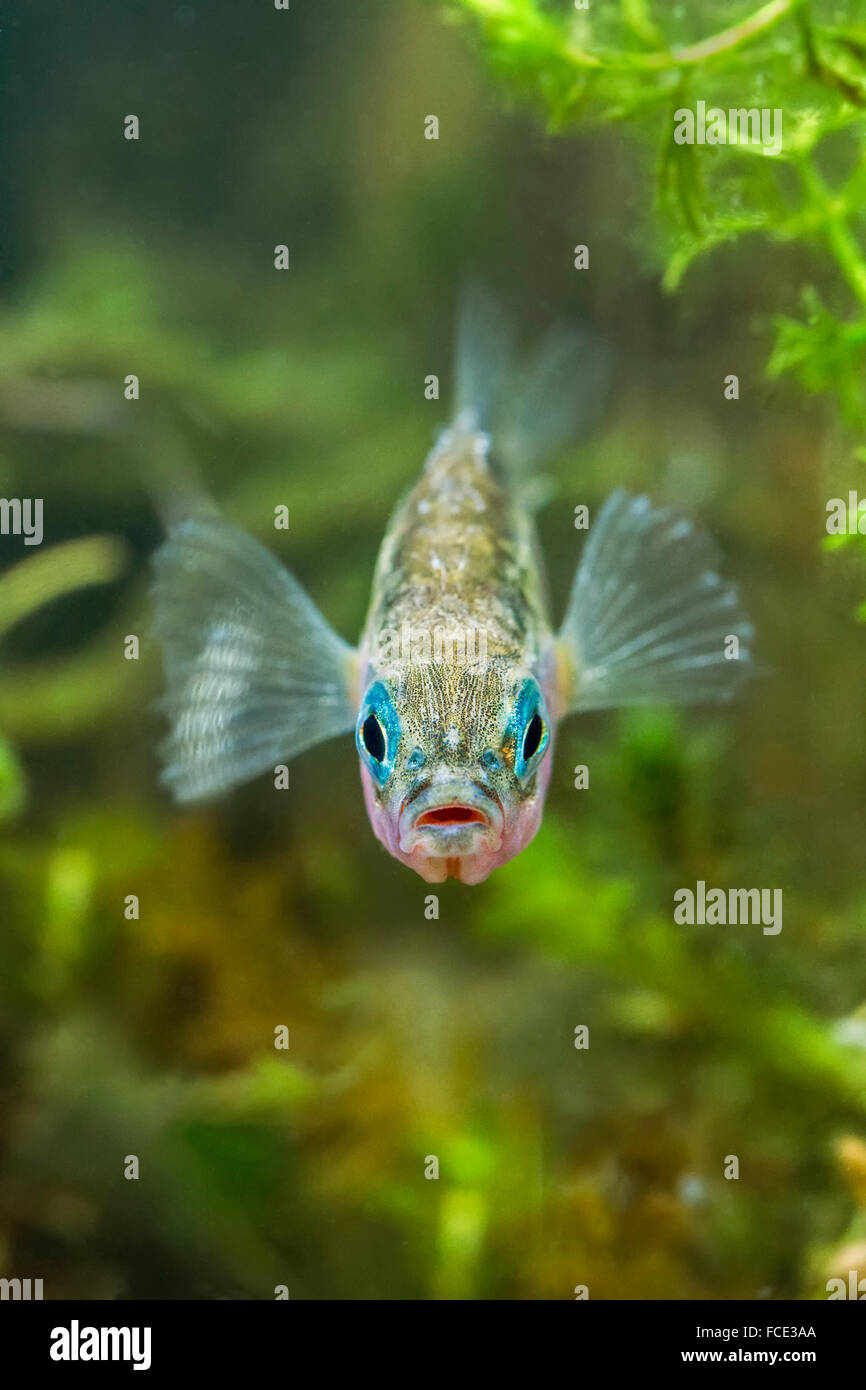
left=355, top=681, right=401, bottom=785
left=509, top=678, right=550, bottom=779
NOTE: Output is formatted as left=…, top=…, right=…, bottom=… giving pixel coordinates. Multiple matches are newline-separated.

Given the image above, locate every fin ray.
left=152, top=517, right=356, bottom=801
left=454, top=282, right=516, bottom=431
left=498, top=323, right=602, bottom=482
left=560, top=490, right=753, bottom=712
left=453, top=285, right=607, bottom=509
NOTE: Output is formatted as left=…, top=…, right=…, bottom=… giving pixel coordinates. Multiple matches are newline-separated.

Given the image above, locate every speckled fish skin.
left=357, top=419, right=561, bottom=884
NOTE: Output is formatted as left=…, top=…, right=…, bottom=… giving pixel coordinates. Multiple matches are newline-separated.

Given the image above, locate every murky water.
left=0, top=0, right=864, bottom=1301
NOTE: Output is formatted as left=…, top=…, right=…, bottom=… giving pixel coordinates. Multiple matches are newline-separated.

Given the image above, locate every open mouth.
left=415, top=805, right=488, bottom=829
left=398, top=781, right=504, bottom=860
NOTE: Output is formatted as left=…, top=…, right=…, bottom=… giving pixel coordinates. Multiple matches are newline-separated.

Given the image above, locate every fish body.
left=357, top=420, right=559, bottom=882
left=152, top=297, right=753, bottom=884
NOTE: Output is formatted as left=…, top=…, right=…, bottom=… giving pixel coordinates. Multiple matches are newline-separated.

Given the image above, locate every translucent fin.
left=152, top=517, right=356, bottom=802
left=560, top=490, right=754, bottom=712
left=453, top=282, right=516, bottom=432
left=453, top=284, right=606, bottom=509
left=498, top=322, right=602, bottom=479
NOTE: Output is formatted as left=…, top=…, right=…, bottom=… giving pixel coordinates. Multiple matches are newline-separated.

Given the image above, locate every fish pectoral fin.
left=558, top=489, right=754, bottom=714
left=152, top=516, right=357, bottom=802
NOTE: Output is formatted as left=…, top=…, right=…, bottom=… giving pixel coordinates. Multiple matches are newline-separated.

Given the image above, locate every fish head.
left=355, top=658, right=555, bottom=884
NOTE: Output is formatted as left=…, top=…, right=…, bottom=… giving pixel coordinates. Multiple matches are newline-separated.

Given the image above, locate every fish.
left=152, top=292, right=753, bottom=884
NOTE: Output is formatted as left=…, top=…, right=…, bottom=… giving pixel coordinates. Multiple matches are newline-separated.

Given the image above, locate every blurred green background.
left=1, top=0, right=865, bottom=1299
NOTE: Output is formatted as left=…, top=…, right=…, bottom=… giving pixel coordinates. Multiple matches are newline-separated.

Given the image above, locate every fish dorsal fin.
left=558, top=490, right=754, bottom=713
left=453, top=284, right=606, bottom=510
left=454, top=282, right=516, bottom=433
left=152, top=516, right=357, bottom=801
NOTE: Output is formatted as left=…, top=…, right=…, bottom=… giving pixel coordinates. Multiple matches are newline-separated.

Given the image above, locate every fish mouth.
left=415, top=805, right=488, bottom=829
left=399, top=781, right=503, bottom=859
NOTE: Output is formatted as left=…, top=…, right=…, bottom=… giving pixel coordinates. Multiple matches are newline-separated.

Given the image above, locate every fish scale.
left=363, top=427, right=547, bottom=669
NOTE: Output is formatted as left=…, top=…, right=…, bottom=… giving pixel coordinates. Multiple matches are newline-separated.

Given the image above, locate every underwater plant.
left=441, top=0, right=866, bottom=606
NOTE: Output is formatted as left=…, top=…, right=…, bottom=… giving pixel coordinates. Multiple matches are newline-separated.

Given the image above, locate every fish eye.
left=355, top=681, right=401, bottom=785
left=510, top=678, right=550, bottom=779
left=523, top=711, right=544, bottom=762
left=362, top=713, right=386, bottom=763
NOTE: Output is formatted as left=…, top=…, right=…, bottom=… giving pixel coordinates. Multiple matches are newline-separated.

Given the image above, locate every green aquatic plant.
left=0, top=537, right=128, bottom=816
left=442, top=0, right=866, bottom=604
left=0, top=536, right=127, bottom=643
